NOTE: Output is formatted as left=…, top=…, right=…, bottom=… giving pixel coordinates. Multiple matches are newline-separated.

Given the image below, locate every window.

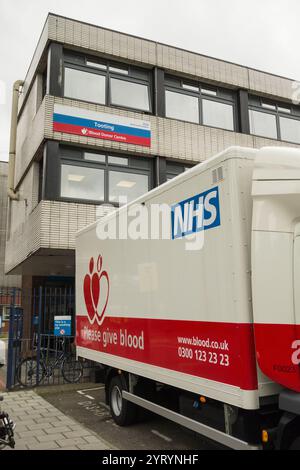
left=64, top=67, right=106, bottom=104
left=64, top=51, right=151, bottom=113
left=182, top=83, right=199, bottom=92
left=109, top=65, right=128, bottom=75
left=108, top=156, right=128, bottom=166
left=165, top=90, right=199, bottom=123
left=278, top=106, right=291, bottom=114
left=84, top=152, right=106, bottom=163
left=58, top=147, right=152, bottom=205
left=280, top=117, right=300, bottom=144
left=201, top=87, right=217, bottom=97
left=110, top=78, right=150, bottom=111
left=109, top=171, right=149, bottom=204
left=165, top=75, right=236, bottom=130
left=249, top=96, right=300, bottom=143
left=261, top=102, right=276, bottom=111
left=202, top=99, right=234, bottom=131
left=86, top=60, right=106, bottom=70
left=249, top=109, right=277, bottom=139
left=166, top=161, right=194, bottom=181
left=2, top=307, right=10, bottom=322
left=61, top=164, right=105, bottom=201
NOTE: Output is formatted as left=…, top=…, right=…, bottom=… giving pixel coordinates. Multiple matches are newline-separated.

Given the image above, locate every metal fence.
left=4, top=287, right=95, bottom=389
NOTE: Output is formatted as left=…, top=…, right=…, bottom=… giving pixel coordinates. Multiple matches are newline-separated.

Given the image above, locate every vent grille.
left=212, top=166, right=224, bottom=184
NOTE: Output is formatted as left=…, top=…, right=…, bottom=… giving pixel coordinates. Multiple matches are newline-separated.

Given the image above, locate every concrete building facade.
left=5, top=13, right=300, bottom=292
left=0, top=162, right=21, bottom=332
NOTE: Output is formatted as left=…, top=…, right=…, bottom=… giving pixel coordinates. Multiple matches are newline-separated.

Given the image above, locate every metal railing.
left=5, top=287, right=95, bottom=389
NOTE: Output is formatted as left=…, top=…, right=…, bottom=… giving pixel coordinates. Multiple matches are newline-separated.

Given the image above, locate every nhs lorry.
left=76, top=146, right=300, bottom=450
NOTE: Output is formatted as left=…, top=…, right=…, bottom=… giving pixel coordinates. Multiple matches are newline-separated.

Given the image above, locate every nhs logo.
left=171, top=187, right=220, bottom=240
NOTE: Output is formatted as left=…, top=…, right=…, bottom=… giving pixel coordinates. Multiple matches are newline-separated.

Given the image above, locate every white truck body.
left=76, top=146, right=300, bottom=417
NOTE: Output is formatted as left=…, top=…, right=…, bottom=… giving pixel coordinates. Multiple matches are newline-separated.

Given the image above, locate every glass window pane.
left=278, top=106, right=291, bottom=114
left=109, top=66, right=128, bottom=75
left=249, top=109, right=277, bottom=139
left=202, top=99, right=234, bottom=131
left=109, top=171, right=149, bottom=205
left=61, top=164, right=104, bottom=201
left=165, top=90, right=199, bottom=123
left=84, top=152, right=106, bottom=163
left=182, top=83, right=199, bottom=92
left=3, top=307, right=10, bottom=321
left=110, top=78, right=150, bottom=111
left=262, top=102, right=276, bottom=111
left=201, top=88, right=217, bottom=96
left=108, top=156, right=129, bottom=166
left=64, top=67, right=106, bottom=104
left=280, top=117, right=300, bottom=144
left=86, top=60, right=106, bottom=70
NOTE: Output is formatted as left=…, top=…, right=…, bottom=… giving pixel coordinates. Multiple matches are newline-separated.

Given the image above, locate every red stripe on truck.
left=76, top=316, right=258, bottom=391
left=254, top=323, right=300, bottom=392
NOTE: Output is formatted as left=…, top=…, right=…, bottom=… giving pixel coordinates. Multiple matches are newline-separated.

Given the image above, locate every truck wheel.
left=289, top=436, right=300, bottom=450
left=108, top=375, right=137, bottom=426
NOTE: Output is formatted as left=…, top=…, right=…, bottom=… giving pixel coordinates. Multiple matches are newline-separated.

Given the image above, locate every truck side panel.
left=76, top=148, right=259, bottom=409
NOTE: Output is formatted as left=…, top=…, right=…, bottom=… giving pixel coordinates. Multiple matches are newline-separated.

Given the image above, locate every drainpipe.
left=8, top=80, right=24, bottom=200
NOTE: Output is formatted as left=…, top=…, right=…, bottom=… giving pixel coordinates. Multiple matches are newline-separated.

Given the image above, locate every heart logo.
left=83, top=255, right=110, bottom=325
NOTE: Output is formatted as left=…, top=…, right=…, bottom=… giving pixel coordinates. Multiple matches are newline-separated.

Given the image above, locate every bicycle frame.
left=39, top=347, right=67, bottom=378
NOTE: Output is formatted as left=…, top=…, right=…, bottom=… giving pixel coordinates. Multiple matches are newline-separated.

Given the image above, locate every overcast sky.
left=1, top=0, right=300, bottom=162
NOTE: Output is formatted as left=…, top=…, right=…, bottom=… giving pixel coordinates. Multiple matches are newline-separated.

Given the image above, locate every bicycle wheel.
left=17, top=358, right=44, bottom=387
left=61, top=356, right=83, bottom=383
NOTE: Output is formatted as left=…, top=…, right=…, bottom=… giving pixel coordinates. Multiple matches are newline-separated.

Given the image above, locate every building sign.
left=53, top=104, right=151, bottom=147
left=54, top=316, right=72, bottom=336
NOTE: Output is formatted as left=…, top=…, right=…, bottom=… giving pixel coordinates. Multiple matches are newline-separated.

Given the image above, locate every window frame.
left=60, top=161, right=106, bottom=203
left=249, top=107, right=279, bottom=140
left=2, top=306, right=10, bottom=322
left=58, top=146, right=154, bottom=206
left=165, top=88, right=200, bottom=124
left=63, top=50, right=153, bottom=114
left=201, top=97, right=236, bottom=132
left=109, top=74, right=152, bottom=113
left=248, top=95, right=300, bottom=144
left=279, top=113, right=300, bottom=145
left=166, top=160, right=194, bottom=181
left=108, top=168, right=151, bottom=205
left=164, top=74, right=237, bottom=131
left=63, top=64, right=107, bottom=106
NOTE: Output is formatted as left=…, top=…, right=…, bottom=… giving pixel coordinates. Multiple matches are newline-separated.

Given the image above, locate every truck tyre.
left=289, top=436, right=300, bottom=450
left=108, top=375, right=137, bottom=426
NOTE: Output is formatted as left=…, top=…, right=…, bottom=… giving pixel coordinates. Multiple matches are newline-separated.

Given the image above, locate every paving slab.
left=1, top=390, right=113, bottom=450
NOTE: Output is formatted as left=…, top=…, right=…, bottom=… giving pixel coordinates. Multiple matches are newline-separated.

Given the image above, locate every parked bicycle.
left=16, top=337, right=83, bottom=387
left=0, top=371, right=15, bottom=449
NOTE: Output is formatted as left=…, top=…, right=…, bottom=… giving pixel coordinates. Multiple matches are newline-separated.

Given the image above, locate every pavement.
left=37, top=384, right=221, bottom=450
left=1, top=384, right=221, bottom=451
left=1, top=389, right=114, bottom=450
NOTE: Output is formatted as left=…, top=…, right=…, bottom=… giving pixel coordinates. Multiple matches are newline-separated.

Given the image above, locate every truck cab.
left=252, top=147, right=300, bottom=448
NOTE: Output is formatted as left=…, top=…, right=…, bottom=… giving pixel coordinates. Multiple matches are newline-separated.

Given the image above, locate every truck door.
left=252, top=147, right=300, bottom=393
left=293, top=226, right=300, bottom=367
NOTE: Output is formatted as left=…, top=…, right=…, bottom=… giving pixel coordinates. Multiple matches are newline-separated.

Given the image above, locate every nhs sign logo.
left=171, top=187, right=221, bottom=239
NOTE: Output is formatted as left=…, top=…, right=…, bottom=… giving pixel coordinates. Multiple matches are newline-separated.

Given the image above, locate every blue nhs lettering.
left=171, top=187, right=220, bottom=239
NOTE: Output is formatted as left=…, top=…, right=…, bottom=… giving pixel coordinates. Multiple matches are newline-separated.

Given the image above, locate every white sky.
left=1, top=0, right=300, bottom=162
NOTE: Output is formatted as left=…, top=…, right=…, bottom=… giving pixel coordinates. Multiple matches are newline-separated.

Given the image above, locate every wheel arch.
left=276, top=412, right=300, bottom=449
